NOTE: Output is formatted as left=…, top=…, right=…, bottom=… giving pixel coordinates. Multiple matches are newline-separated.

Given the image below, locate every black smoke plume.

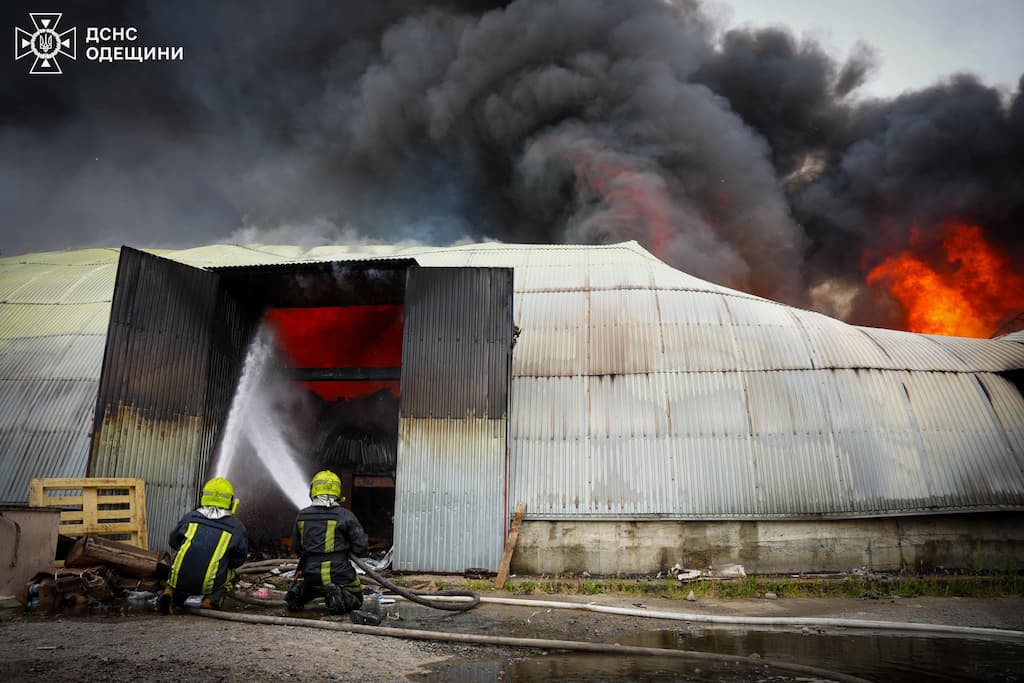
left=2, top=0, right=1022, bottom=328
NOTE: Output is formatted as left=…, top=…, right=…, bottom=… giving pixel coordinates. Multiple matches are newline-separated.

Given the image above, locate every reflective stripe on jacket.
left=292, top=505, right=368, bottom=586
left=168, top=510, right=248, bottom=595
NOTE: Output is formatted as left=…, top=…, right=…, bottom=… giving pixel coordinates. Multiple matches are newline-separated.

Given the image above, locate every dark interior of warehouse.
left=212, top=260, right=411, bottom=557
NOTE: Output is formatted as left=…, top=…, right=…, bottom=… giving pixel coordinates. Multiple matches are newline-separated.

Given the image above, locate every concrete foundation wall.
left=511, top=514, right=1024, bottom=575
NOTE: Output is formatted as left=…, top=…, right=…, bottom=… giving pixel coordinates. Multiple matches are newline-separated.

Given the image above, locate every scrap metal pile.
left=24, top=536, right=169, bottom=614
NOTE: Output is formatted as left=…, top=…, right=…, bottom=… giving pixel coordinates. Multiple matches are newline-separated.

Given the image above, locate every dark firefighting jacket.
left=167, top=511, right=248, bottom=595
left=292, top=504, right=368, bottom=586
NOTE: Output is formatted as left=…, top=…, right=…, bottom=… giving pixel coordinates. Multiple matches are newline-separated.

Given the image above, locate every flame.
left=867, top=223, right=1024, bottom=337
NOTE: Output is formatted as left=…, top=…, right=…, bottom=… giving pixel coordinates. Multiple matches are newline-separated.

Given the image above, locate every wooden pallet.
left=29, top=477, right=148, bottom=550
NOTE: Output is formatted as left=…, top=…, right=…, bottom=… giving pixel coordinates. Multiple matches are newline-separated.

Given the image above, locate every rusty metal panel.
left=393, top=266, right=513, bottom=572
left=88, top=248, right=248, bottom=551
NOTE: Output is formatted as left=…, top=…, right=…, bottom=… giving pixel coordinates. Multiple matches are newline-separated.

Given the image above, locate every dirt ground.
left=2, top=590, right=1022, bottom=682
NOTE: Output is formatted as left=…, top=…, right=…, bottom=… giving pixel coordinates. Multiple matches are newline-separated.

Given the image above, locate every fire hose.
left=229, top=556, right=480, bottom=612
left=351, top=555, right=480, bottom=611
left=186, top=607, right=875, bottom=683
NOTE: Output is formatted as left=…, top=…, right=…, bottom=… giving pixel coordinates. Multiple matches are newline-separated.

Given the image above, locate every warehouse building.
left=1, top=241, right=1022, bottom=575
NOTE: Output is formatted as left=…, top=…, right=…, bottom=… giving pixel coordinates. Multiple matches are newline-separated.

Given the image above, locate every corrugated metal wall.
left=507, top=249, right=1024, bottom=519
left=3, top=241, right=1023, bottom=542
left=0, top=252, right=116, bottom=503
left=393, top=267, right=514, bottom=572
left=88, top=248, right=248, bottom=550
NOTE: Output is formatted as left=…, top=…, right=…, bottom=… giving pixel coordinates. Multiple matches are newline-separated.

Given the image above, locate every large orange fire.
left=867, top=223, right=1024, bottom=337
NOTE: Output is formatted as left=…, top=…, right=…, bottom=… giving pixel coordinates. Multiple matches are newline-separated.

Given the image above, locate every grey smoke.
left=2, top=0, right=1022, bottom=329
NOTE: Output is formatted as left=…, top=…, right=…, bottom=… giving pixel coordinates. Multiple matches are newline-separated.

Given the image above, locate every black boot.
left=349, top=609, right=382, bottom=626
left=284, top=581, right=305, bottom=612
left=323, top=583, right=345, bottom=614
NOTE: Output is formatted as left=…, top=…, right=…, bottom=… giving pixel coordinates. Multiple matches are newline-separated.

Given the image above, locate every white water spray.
left=213, top=323, right=310, bottom=509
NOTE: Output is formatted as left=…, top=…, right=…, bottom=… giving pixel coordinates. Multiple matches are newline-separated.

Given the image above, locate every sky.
left=715, top=0, right=1024, bottom=98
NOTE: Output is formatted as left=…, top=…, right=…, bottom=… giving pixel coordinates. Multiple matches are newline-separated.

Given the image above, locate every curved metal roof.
left=1, top=241, right=1022, bottom=519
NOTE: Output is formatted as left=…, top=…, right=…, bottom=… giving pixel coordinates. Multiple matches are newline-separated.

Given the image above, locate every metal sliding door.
left=393, top=267, right=514, bottom=572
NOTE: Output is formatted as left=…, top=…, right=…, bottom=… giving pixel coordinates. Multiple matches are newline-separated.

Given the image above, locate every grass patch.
left=491, top=572, right=1024, bottom=600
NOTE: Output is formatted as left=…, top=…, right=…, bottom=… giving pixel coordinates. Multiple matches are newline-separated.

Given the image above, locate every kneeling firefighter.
left=286, top=470, right=374, bottom=620
left=160, top=477, right=249, bottom=614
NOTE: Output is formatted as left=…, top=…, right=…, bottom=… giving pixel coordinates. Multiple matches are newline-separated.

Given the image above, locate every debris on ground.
left=668, top=562, right=747, bottom=582
left=22, top=536, right=169, bottom=614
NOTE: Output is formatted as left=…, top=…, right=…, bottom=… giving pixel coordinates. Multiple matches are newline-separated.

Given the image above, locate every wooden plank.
left=82, top=487, right=98, bottom=529
left=495, top=502, right=527, bottom=590
left=133, top=481, right=148, bottom=548
left=29, top=477, right=149, bottom=551
left=57, top=522, right=139, bottom=534
left=28, top=479, right=43, bottom=507
left=95, top=511, right=133, bottom=521
left=31, top=477, right=140, bottom=489
left=28, top=496, right=85, bottom=507
left=93, top=495, right=133, bottom=504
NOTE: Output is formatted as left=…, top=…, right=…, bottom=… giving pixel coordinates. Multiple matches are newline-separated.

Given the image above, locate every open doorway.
left=89, top=249, right=514, bottom=569
left=211, top=261, right=410, bottom=561
left=265, top=304, right=401, bottom=558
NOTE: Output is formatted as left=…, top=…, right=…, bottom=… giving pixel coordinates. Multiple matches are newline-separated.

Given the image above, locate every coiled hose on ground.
left=229, top=556, right=480, bottom=612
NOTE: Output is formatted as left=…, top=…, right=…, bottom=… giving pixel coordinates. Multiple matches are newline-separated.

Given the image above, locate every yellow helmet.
left=200, top=477, right=236, bottom=510
left=310, top=470, right=342, bottom=499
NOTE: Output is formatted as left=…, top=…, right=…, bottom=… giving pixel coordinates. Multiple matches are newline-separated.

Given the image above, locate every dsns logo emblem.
left=15, top=13, right=76, bottom=75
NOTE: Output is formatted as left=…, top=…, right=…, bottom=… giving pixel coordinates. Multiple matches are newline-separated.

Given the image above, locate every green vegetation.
left=425, top=572, right=1024, bottom=600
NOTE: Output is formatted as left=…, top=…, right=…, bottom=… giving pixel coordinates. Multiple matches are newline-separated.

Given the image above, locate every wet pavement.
left=414, top=628, right=1024, bottom=682
left=372, top=600, right=1024, bottom=683
left=20, top=591, right=1024, bottom=682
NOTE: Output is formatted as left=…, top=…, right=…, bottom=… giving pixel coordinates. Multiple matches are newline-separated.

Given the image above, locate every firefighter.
left=160, top=477, right=249, bottom=614
left=286, top=470, right=371, bottom=618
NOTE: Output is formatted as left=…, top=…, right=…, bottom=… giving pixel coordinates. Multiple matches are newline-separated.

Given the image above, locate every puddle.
left=414, top=628, right=1024, bottom=682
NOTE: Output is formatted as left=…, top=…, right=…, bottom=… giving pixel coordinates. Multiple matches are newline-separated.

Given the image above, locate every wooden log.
left=495, top=502, right=527, bottom=590
left=65, top=536, right=169, bottom=578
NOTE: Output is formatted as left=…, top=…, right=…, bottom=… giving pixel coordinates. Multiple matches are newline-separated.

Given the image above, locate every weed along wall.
left=511, top=514, right=1024, bottom=575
